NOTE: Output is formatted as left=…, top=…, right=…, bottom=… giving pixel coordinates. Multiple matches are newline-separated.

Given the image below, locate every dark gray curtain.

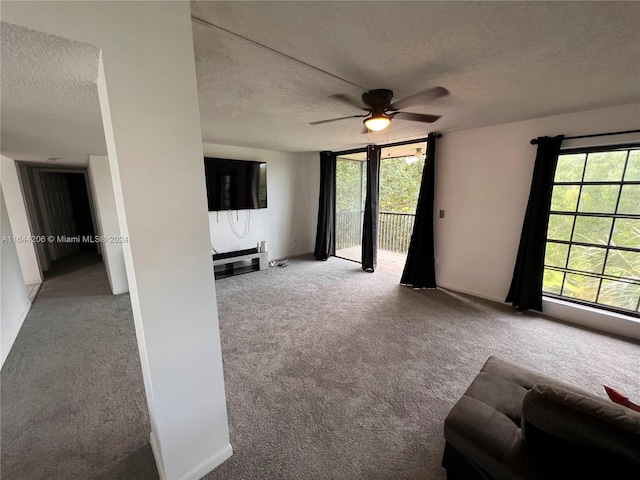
left=401, top=134, right=438, bottom=288
left=314, top=151, right=337, bottom=261
left=362, top=145, right=381, bottom=272
left=506, top=135, right=564, bottom=311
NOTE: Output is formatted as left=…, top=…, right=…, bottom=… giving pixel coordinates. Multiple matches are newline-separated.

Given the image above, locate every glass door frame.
left=332, top=137, right=431, bottom=265
left=334, top=147, right=367, bottom=264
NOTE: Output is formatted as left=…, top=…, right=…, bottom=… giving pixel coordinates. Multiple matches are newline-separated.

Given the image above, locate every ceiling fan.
left=310, top=86, right=449, bottom=132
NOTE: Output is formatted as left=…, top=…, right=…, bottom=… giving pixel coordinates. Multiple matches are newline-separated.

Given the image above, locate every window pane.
left=568, top=245, right=606, bottom=274
left=598, top=280, right=640, bottom=311
left=545, top=242, right=569, bottom=268
left=547, top=214, right=573, bottom=241
left=611, top=218, right=640, bottom=249
left=555, top=154, right=585, bottom=182
left=616, top=185, right=640, bottom=215
left=547, top=147, right=640, bottom=314
left=551, top=185, right=579, bottom=212
left=543, top=269, right=564, bottom=295
left=578, top=185, right=619, bottom=213
left=583, top=151, right=626, bottom=182
left=624, top=150, right=640, bottom=181
left=562, top=273, right=600, bottom=302
left=604, top=249, right=640, bottom=280
left=572, top=216, right=611, bottom=245
left=336, top=160, right=364, bottom=211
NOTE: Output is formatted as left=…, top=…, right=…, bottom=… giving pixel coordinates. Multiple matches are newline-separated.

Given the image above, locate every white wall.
left=300, top=152, right=320, bottom=255
left=88, top=155, right=128, bottom=295
left=435, top=102, right=640, bottom=339
left=3, top=2, right=231, bottom=479
left=0, top=186, right=32, bottom=368
left=203, top=144, right=318, bottom=261
left=0, top=155, right=42, bottom=285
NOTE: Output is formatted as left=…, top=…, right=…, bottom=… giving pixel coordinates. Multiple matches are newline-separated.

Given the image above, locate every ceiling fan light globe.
left=364, top=116, right=391, bottom=131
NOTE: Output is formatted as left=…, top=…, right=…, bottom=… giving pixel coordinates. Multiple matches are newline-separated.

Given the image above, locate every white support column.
left=93, top=14, right=231, bottom=480
left=0, top=155, right=42, bottom=285
left=3, top=3, right=231, bottom=479
left=0, top=186, right=32, bottom=368
left=88, top=155, right=128, bottom=295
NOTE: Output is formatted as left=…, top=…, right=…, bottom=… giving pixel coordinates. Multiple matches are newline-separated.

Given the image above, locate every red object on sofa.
left=604, top=385, right=640, bottom=413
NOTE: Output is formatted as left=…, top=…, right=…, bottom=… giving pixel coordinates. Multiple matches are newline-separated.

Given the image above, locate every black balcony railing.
left=336, top=211, right=364, bottom=251
left=378, top=211, right=415, bottom=253
left=335, top=211, right=415, bottom=253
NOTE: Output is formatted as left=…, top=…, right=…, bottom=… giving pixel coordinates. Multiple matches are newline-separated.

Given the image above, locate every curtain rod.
left=382, top=134, right=441, bottom=149
left=333, top=133, right=442, bottom=156
left=530, top=129, right=640, bottom=145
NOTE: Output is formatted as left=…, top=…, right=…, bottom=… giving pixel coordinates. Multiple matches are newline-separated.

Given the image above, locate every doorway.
left=335, top=150, right=367, bottom=263
left=377, top=142, right=425, bottom=273
left=17, top=164, right=110, bottom=298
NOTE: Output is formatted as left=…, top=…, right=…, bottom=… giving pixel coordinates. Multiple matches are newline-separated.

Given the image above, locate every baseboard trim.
left=437, top=283, right=505, bottom=304
left=437, top=283, right=640, bottom=341
left=150, top=432, right=233, bottom=480
left=178, top=443, right=233, bottom=480
left=149, top=431, right=165, bottom=480
left=112, top=286, right=129, bottom=295
left=287, top=249, right=312, bottom=258
left=24, top=276, right=42, bottom=286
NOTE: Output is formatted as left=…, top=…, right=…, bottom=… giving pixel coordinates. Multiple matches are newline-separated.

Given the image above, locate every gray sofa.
left=442, top=356, right=640, bottom=480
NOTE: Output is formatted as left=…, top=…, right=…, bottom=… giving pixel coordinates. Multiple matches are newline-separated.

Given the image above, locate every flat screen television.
left=204, top=157, right=267, bottom=211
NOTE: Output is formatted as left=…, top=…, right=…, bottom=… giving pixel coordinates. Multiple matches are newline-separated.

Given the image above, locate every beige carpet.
left=37, top=251, right=111, bottom=300
left=2, top=254, right=639, bottom=479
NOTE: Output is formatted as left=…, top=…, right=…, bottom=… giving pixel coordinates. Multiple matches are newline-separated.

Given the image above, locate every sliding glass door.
left=376, top=142, right=425, bottom=273
left=335, top=151, right=367, bottom=263
left=332, top=142, right=425, bottom=271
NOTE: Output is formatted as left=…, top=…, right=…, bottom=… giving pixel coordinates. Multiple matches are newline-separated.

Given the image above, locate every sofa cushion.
left=522, top=382, right=640, bottom=477
left=443, top=356, right=574, bottom=479
left=444, top=356, right=640, bottom=479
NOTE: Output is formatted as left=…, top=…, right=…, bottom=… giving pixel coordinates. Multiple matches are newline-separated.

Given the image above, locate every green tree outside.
left=335, top=155, right=424, bottom=253
left=543, top=148, right=640, bottom=313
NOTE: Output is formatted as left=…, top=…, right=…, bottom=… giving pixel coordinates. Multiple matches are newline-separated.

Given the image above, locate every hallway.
left=0, top=254, right=156, bottom=480
left=37, top=251, right=112, bottom=300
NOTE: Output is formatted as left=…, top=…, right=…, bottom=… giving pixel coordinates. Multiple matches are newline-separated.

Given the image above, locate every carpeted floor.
left=2, top=254, right=639, bottom=479
left=0, top=294, right=155, bottom=480
left=38, top=251, right=112, bottom=300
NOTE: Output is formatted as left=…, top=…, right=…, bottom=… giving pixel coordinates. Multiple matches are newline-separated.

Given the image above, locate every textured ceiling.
left=1, top=2, right=639, bottom=164
left=0, top=22, right=104, bottom=165
left=192, top=0, right=640, bottom=153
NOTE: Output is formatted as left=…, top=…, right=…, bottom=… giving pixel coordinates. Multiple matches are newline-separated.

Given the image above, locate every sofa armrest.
left=522, top=383, right=640, bottom=478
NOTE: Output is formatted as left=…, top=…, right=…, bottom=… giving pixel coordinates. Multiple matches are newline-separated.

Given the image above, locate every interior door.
left=38, top=172, right=80, bottom=259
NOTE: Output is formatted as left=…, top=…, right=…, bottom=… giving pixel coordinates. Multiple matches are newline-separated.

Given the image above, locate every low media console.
left=212, top=248, right=268, bottom=279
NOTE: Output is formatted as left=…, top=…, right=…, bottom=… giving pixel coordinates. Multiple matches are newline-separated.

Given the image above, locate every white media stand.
left=212, top=249, right=268, bottom=279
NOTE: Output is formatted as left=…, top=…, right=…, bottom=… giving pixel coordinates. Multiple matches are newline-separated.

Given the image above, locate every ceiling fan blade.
left=329, top=94, right=369, bottom=111
left=389, top=86, right=449, bottom=110
left=361, top=125, right=369, bottom=134
left=392, top=111, right=441, bottom=123
left=309, top=114, right=367, bottom=126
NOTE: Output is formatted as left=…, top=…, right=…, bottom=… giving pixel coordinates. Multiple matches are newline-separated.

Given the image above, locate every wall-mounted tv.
left=204, top=157, right=267, bottom=211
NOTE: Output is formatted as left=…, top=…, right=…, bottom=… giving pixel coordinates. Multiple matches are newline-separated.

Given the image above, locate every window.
left=543, top=145, right=640, bottom=317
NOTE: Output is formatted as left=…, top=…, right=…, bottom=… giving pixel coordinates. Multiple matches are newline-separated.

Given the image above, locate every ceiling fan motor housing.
left=362, top=89, right=394, bottom=112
